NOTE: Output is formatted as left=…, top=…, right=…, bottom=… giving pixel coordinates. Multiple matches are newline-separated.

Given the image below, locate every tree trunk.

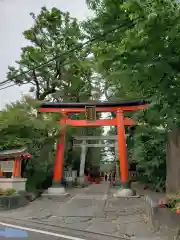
left=166, top=128, right=180, bottom=195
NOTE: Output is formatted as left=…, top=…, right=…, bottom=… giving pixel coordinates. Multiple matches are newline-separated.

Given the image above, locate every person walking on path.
left=108, top=172, right=112, bottom=183
left=104, top=172, right=108, bottom=181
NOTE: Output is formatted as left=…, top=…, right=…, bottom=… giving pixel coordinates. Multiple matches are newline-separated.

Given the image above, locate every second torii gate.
left=40, top=100, right=147, bottom=197
left=72, top=135, right=119, bottom=183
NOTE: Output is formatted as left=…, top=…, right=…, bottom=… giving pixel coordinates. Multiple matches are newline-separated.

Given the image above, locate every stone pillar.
left=78, top=140, right=87, bottom=185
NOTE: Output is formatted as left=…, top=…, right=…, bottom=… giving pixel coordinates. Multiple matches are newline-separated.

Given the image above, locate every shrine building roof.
left=0, top=148, right=32, bottom=161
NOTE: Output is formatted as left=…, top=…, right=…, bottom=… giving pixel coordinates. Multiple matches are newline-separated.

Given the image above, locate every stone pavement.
left=0, top=183, right=171, bottom=239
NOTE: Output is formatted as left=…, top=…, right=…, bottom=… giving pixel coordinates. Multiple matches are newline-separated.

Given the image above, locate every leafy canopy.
left=85, top=0, right=180, bottom=189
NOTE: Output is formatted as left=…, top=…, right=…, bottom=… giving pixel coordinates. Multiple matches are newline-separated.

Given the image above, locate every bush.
left=133, top=125, right=166, bottom=191
left=0, top=188, right=17, bottom=196
left=4, top=188, right=17, bottom=196
left=26, top=169, right=52, bottom=191
left=158, top=194, right=180, bottom=214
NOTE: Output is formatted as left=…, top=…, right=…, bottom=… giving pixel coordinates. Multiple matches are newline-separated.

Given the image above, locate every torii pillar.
left=114, top=109, right=135, bottom=197
left=39, top=100, right=148, bottom=197
left=115, top=141, right=121, bottom=186
left=45, top=116, right=68, bottom=196
left=78, top=140, right=87, bottom=185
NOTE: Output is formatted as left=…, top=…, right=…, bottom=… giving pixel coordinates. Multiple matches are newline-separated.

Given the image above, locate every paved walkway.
left=0, top=183, right=170, bottom=239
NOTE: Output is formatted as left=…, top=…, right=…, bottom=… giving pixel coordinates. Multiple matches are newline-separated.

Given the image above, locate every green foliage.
left=3, top=6, right=103, bottom=190
left=85, top=0, right=180, bottom=190
left=87, top=0, right=180, bottom=121
left=7, top=7, right=94, bottom=102
left=133, top=124, right=166, bottom=190
left=26, top=169, right=52, bottom=191
left=0, top=96, right=58, bottom=150
left=7, top=0, right=180, bottom=191
left=0, top=188, right=17, bottom=196
left=0, top=96, right=59, bottom=190
left=167, top=197, right=180, bottom=211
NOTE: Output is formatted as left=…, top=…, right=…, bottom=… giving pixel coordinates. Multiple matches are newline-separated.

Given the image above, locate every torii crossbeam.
left=40, top=99, right=147, bottom=196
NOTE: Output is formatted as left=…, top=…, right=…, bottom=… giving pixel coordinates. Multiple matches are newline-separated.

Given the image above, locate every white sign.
left=1, top=161, right=13, bottom=172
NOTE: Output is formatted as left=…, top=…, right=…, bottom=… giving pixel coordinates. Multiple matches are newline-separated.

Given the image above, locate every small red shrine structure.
left=40, top=100, right=147, bottom=195
left=0, top=148, right=32, bottom=178
left=0, top=148, right=32, bottom=191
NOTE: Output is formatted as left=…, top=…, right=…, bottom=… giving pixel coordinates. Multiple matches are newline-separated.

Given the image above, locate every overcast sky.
left=0, top=0, right=91, bottom=109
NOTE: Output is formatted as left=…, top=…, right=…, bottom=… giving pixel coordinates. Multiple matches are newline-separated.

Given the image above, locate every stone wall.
left=0, top=194, right=28, bottom=210
left=144, top=195, right=180, bottom=238
left=0, top=178, right=27, bottom=192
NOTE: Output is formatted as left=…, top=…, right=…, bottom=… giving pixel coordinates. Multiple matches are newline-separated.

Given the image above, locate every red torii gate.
left=40, top=100, right=147, bottom=194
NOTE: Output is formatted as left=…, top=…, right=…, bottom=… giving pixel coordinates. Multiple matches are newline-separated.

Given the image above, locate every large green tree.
left=85, top=0, right=180, bottom=190
left=86, top=0, right=180, bottom=121
left=7, top=7, right=93, bottom=102
left=5, top=7, right=103, bottom=180
left=0, top=96, right=59, bottom=190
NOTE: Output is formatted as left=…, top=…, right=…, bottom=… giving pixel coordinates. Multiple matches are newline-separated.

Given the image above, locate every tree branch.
left=32, top=68, right=40, bottom=99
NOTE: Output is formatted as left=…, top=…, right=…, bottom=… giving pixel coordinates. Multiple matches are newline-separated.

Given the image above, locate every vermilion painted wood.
left=116, top=109, right=129, bottom=183
left=12, top=160, right=21, bottom=178
left=53, top=131, right=66, bottom=182
left=64, top=117, right=135, bottom=126
left=40, top=103, right=148, bottom=185
left=53, top=117, right=67, bottom=183
left=40, top=104, right=147, bottom=113
left=15, top=160, right=21, bottom=177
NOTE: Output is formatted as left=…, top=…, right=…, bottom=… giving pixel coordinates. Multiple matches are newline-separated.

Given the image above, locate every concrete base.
left=42, top=186, right=69, bottom=197
left=113, top=188, right=138, bottom=198
left=48, top=186, right=66, bottom=195
left=77, top=176, right=85, bottom=185
left=0, top=178, right=27, bottom=192
left=115, top=179, right=122, bottom=186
